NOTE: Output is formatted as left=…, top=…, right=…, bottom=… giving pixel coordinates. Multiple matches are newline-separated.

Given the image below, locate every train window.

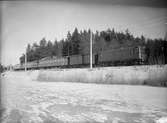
left=130, top=49, right=132, bottom=56
left=134, top=48, right=137, bottom=53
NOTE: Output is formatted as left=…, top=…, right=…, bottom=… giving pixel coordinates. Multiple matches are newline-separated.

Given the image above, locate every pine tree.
left=71, top=28, right=80, bottom=55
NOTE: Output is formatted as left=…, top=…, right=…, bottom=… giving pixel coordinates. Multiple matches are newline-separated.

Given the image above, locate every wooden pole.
left=90, top=30, right=93, bottom=69
left=25, top=50, right=27, bottom=71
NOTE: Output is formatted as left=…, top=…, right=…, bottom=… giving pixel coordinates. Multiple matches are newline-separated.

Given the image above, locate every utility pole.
left=165, top=23, right=167, bottom=64
left=90, top=30, right=93, bottom=69
left=165, top=23, right=167, bottom=40
left=25, top=50, right=27, bottom=71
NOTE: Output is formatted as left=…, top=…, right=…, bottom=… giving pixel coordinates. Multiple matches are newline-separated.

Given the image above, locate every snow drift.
left=31, top=65, right=167, bottom=86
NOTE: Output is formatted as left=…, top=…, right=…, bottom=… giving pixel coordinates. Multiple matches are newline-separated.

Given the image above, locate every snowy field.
left=1, top=71, right=167, bottom=123
left=37, top=65, right=167, bottom=86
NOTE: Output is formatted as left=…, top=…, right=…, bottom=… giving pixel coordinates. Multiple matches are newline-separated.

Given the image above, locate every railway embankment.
left=30, top=65, right=167, bottom=87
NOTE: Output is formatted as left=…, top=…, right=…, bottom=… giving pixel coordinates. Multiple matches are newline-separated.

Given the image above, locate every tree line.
left=20, top=27, right=167, bottom=65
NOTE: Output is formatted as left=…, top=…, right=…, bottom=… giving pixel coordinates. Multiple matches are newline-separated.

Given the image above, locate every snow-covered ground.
left=37, top=65, right=167, bottom=86
left=1, top=71, right=167, bottom=123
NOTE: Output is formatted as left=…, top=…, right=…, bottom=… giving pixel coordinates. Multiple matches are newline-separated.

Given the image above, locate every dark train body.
left=14, top=46, right=146, bottom=70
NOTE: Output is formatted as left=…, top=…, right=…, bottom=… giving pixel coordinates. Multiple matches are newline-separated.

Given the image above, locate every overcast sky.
left=0, top=0, right=167, bottom=66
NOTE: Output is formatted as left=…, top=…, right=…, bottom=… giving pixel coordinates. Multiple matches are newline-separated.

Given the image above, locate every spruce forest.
left=19, top=28, right=167, bottom=65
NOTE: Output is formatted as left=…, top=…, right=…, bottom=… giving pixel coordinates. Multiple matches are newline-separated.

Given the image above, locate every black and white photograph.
left=0, top=0, right=167, bottom=123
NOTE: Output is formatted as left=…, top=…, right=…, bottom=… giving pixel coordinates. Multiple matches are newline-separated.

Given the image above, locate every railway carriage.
left=69, top=55, right=83, bottom=67
left=27, top=61, right=38, bottom=69
left=82, top=54, right=95, bottom=65
left=98, top=46, right=145, bottom=66
left=38, top=56, right=68, bottom=68
left=39, top=57, right=56, bottom=68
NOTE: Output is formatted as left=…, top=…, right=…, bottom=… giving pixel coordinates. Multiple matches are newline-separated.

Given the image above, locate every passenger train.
left=13, top=46, right=146, bottom=70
